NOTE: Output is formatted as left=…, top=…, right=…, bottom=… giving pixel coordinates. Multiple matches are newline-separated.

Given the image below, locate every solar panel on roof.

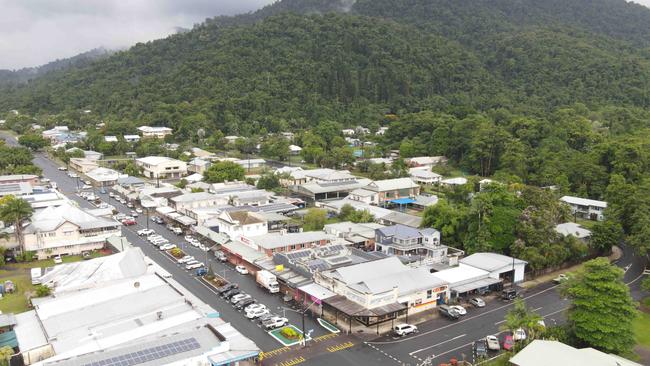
left=82, top=338, right=200, bottom=366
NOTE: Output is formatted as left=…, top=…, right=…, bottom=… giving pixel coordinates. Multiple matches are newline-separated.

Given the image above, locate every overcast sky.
left=1, top=0, right=649, bottom=70
left=0, top=0, right=275, bottom=70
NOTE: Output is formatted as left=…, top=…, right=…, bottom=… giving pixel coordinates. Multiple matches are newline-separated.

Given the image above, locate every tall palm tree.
left=0, top=196, right=33, bottom=254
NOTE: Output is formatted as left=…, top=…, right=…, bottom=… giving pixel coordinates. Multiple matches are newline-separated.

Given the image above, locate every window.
left=427, top=289, right=433, bottom=299
left=290, top=245, right=296, bottom=250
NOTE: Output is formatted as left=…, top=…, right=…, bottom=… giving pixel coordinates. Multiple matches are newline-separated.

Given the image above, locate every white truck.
left=256, top=270, right=280, bottom=293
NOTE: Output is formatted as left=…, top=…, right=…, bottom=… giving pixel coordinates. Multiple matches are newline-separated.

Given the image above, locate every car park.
left=186, top=262, right=204, bottom=270
left=217, top=283, right=238, bottom=294
left=222, top=288, right=241, bottom=299
left=450, top=305, right=467, bottom=315
left=393, top=324, right=418, bottom=337
left=230, top=293, right=251, bottom=304
left=177, top=256, right=194, bottom=264
left=257, top=312, right=276, bottom=324
left=234, top=298, right=256, bottom=310
left=58, top=166, right=67, bottom=171
left=553, top=274, right=569, bottom=284
left=502, top=335, right=514, bottom=351
left=235, top=265, right=249, bottom=275
left=438, top=305, right=460, bottom=320
left=501, top=288, right=518, bottom=300
left=474, top=339, right=488, bottom=359
left=245, top=307, right=270, bottom=319
left=244, top=303, right=266, bottom=313
left=137, top=229, right=155, bottom=236
left=470, top=297, right=486, bottom=307
left=486, top=335, right=500, bottom=351
left=262, top=317, right=289, bottom=330
left=159, top=243, right=177, bottom=251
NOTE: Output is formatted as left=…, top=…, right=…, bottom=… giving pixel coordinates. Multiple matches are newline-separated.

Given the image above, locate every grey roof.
left=380, top=211, right=422, bottom=228
left=250, top=231, right=334, bottom=250
left=0, top=313, right=16, bottom=328
left=460, top=253, right=527, bottom=272
left=366, top=178, right=418, bottom=192
left=377, top=224, right=438, bottom=240
left=0, top=182, right=32, bottom=196
left=171, top=192, right=218, bottom=203
left=117, top=176, right=144, bottom=185
left=292, top=178, right=372, bottom=195
left=25, top=203, right=118, bottom=233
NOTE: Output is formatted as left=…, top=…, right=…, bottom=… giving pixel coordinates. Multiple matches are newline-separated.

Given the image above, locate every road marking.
left=624, top=264, right=632, bottom=273
left=312, top=333, right=339, bottom=342
left=363, top=343, right=404, bottom=365
left=327, top=341, right=354, bottom=352
left=532, top=307, right=543, bottom=312
left=494, top=320, right=505, bottom=325
left=408, top=334, right=466, bottom=356
left=424, top=341, right=474, bottom=360
left=275, top=356, right=305, bottom=366
left=627, top=267, right=648, bottom=285
left=367, top=284, right=561, bottom=345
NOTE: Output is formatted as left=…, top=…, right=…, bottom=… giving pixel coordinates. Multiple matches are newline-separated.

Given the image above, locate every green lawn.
left=634, top=311, right=650, bottom=347
left=642, top=297, right=650, bottom=308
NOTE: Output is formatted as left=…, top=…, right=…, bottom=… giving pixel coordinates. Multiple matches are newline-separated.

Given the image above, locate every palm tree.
left=0, top=196, right=33, bottom=254
left=500, top=298, right=543, bottom=344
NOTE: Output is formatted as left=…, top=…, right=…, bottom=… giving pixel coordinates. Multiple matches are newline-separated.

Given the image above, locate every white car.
left=135, top=208, right=143, bottom=214
left=199, top=245, right=210, bottom=252
left=53, top=255, right=63, bottom=264
left=235, top=265, right=248, bottom=275
left=159, top=244, right=177, bottom=251
left=231, top=294, right=252, bottom=304
left=190, top=240, right=200, bottom=247
left=393, top=324, right=418, bottom=337
left=450, top=305, right=467, bottom=316
left=469, top=297, right=486, bottom=308
left=137, top=229, right=155, bottom=236
left=262, top=317, right=289, bottom=330
left=185, top=262, right=204, bottom=270
left=486, top=335, right=500, bottom=350
left=513, top=328, right=527, bottom=341
left=245, top=307, right=270, bottom=319
left=184, top=235, right=195, bottom=242
left=244, top=303, right=267, bottom=313
left=130, top=210, right=139, bottom=217
left=177, top=255, right=194, bottom=264
left=58, top=166, right=67, bottom=171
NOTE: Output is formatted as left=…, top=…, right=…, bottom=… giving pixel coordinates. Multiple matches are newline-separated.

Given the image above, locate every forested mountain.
left=0, top=48, right=113, bottom=86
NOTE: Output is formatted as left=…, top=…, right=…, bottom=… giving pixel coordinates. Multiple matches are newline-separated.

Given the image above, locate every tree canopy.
left=203, top=161, right=245, bottom=183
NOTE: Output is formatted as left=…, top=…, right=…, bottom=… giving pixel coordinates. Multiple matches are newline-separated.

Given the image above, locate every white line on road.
left=532, top=307, right=543, bottom=312
left=426, top=341, right=474, bottom=360
left=494, top=320, right=505, bottom=325
left=409, top=334, right=466, bottom=356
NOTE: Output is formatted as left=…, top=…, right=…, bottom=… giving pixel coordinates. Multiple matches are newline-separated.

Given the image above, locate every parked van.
left=31, top=268, right=43, bottom=285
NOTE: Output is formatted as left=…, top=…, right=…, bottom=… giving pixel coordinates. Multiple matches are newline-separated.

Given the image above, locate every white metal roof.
left=560, top=195, right=607, bottom=208
left=366, top=177, right=418, bottom=192
left=510, top=340, right=642, bottom=366
left=459, top=253, right=527, bottom=272
left=248, top=231, right=334, bottom=249
left=555, top=222, right=592, bottom=239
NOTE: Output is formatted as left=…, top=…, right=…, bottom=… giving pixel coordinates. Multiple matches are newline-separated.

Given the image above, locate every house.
left=315, top=256, right=450, bottom=331
left=291, top=177, right=372, bottom=202
left=116, top=176, right=145, bottom=189
left=187, top=157, right=211, bottom=174
left=227, top=189, right=274, bottom=207
left=68, top=158, right=99, bottom=173
left=365, top=157, right=392, bottom=166
left=85, top=167, right=121, bottom=187
left=23, top=203, right=121, bottom=259
left=409, top=168, right=442, bottom=185
left=137, top=125, right=172, bottom=139
left=324, top=221, right=384, bottom=250
left=136, top=156, right=187, bottom=179
left=216, top=210, right=268, bottom=240
left=65, top=148, right=102, bottom=161
left=14, top=248, right=260, bottom=366
left=355, top=126, right=371, bottom=135
left=363, top=178, right=420, bottom=205
left=440, top=177, right=468, bottom=186
left=123, top=134, right=141, bottom=143
left=341, top=128, right=356, bottom=136
left=459, top=252, right=527, bottom=284
left=510, top=340, right=642, bottom=366
left=375, top=224, right=447, bottom=260
left=555, top=222, right=592, bottom=241
left=237, top=231, right=334, bottom=257
left=190, top=147, right=215, bottom=159
left=321, top=197, right=423, bottom=228
left=224, top=136, right=240, bottom=143
left=560, top=195, right=607, bottom=221
left=169, top=192, right=221, bottom=215
left=234, top=158, right=266, bottom=170
left=289, top=144, right=302, bottom=155
left=406, top=156, right=448, bottom=169
left=41, top=126, right=69, bottom=141
left=0, top=174, right=40, bottom=186
left=104, top=135, right=118, bottom=143
left=375, top=126, right=389, bottom=136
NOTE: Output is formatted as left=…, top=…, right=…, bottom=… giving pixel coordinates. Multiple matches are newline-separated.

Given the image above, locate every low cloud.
left=0, top=0, right=275, bottom=70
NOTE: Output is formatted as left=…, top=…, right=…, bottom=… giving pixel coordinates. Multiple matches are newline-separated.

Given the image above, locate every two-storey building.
left=136, top=156, right=187, bottom=179
left=560, top=195, right=607, bottom=221
left=375, top=224, right=447, bottom=259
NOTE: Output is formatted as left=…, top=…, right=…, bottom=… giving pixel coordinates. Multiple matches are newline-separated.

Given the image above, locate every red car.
left=121, top=219, right=137, bottom=226
left=502, top=335, right=514, bottom=351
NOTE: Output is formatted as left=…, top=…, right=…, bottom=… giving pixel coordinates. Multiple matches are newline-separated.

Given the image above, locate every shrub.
left=35, top=284, right=51, bottom=297
left=169, top=248, right=183, bottom=258
left=279, top=327, right=301, bottom=340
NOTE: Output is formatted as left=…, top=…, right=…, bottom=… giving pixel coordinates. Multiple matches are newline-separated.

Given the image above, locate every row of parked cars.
left=215, top=283, right=290, bottom=330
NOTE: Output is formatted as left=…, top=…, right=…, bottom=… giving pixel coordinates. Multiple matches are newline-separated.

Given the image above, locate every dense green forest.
left=2, top=0, right=650, bottom=263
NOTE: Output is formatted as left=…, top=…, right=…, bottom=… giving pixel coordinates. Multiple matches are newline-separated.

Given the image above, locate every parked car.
left=177, top=255, right=194, bottom=264
left=501, top=288, right=518, bottom=301
left=171, top=227, right=183, bottom=235
left=199, top=244, right=210, bottom=252
left=245, top=307, right=270, bottom=319
left=262, top=317, right=289, bottom=330
left=235, top=265, right=249, bottom=275
left=438, top=305, right=460, bottom=320
left=553, top=274, right=569, bottom=284
left=186, top=262, right=204, bottom=270
left=137, top=228, right=155, bottom=236
left=230, top=293, right=252, bottom=304
left=153, top=216, right=164, bottom=224
left=502, top=335, right=515, bottom=351
left=53, top=255, right=63, bottom=264
left=393, top=324, right=418, bottom=337
left=217, top=283, right=239, bottom=294
left=215, top=251, right=227, bottom=262
left=470, top=297, right=486, bottom=308
left=474, top=339, right=488, bottom=359
left=159, top=243, right=177, bottom=251
left=184, top=235, right=196, bottom=242
left=257, top=312, right=277, bottom=325
left=450, top=305, right=467, bottom=315
left=135, top=208, right=143, bottom=214
left=245, top=303, right=267, bottom=313
left=196, top=267, right=208, bottom=276
left=127, top=202, right=134, bottom=208
left=222, top=288, right=241, bottom=299
left=513, top=328, right=527, bottom=341
left=234, top=298, right=256, bottom=310
left=58, top=166, right=67, bottom=171
left=121, top=219, right=137, bottom=226
left=486, top=335, right=500, bottom=351
left=130, top=210, right=139, bottom=217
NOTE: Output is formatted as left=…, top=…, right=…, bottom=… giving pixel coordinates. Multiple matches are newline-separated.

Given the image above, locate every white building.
left=458, top=252, right=527, bottom=284
left=289, top=144, right=302, bottom=155
left=137, top=126, right=173, bottom=139
left=440, top=177, right=468, bottom=186
left=136, top=156, right=187, bottom=179
left=234, top=158, right=266, bottom=170
left=23, top=203, right=121, bottom=259
left=555, top=222, right=592, bottom=240
left=216, top=210, right=268, bottom=240
left=409, top=168, right=442, bottom=185
left=188, top=157, right=211, bottom=174
left=123, top=134, right=141, bottom=143
left=104, top=135, right=118, bottom=143
left=341, top=128, right=355, bottom=136
left=560, top=195, right=607, bottom=221
left=85, top=167, right=121, bottom=187
left=169, top=192, right=221, bottom=215
left=15, top=248, right=260, bottom=366
left=406, top=156, right=448, bottom=169
left=510, top=340, right=642, bottom=366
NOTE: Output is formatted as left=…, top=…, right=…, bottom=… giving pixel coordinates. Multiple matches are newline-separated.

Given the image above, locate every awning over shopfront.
left=298, top=283, right=336, bottom=303
left=221, top=241, right=266, bottom=264
left=156, top=206, right=175, bottom=216
left=451, top=277, right=502, bottom=294
left=175, top=215, right=197, bottom=226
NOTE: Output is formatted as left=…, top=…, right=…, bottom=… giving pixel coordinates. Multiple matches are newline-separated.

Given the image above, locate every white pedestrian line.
left=409, top=334, right=466, bottom=356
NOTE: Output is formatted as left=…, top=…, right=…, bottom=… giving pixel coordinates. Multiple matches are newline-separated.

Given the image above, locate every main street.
left=3, top=133, right=646, bottom=366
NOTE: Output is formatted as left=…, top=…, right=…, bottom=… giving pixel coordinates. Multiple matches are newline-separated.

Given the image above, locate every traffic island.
left=268, top=325, right=312, bottom=347
left=317, top=318, right=340, bottom=333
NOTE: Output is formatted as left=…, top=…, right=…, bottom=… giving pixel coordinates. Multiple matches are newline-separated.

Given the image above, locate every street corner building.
left=13, top=248, right=261, bottom=366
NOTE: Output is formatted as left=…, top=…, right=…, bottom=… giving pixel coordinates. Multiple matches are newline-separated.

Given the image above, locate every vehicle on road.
left=127, top=202, right=134, bottom=208
left=109, top=192, right=115, bottom=198
left=171, top=227, right=183, bottom=235
left=186, top=262, right=204, bottom=270
left=486, top=335, right=500, bottom=351
left=53, top=255, right=63, bottom=264
left=135, top=208, right=143, bottom=214
left=234, top=298, right=256, bottom=310
left=196, top=267, right=208, bottom=276
left=256, top=270, right=280, bottom=293
left=159, top=243, right=177, bottom=251
left=199, top=244, right=210, bottom=252
left=470, top=297, right=486, bottom=307
left=151, top=216, right=164, bottom=224
left=121, top=219, right=137, bottom=226
left=474, top=339, right=488, bottom=359
left=450, top=305, right=467, bottom=315
left=438, top=305, right=460, bottom=320
left=58, top=166, right=67, bottom=171
left=222, top=288, right=241, bottom=299
left=553, top=274, right=569, bottom=284
left=31, top=268, right=43, bottom=285
left=184, top=235, right=195, bottom=242
left=130, top=210, right=139, bottom=217
left=262, top=317, right=289, bottom=330
left=245, top=307, right=270, bottom=319
left=137, top=229, right=155, bottom=236
left=230, top=293, right=251, bottom=304
left=217, top=283, right=238, bottom=294
left=215, top=251, right=227, bottom=262
left=513, top=328, right=527, bottom=341
left=502, top=335, right=514, bottom=351
left=393, top=324, right=418, bottom=337
left=235, top=265, right=249, bottom=275
left=185, top=260, right=199, bottom=266
left=257, top=312, right=277, bottom=324
left=501, top=288, right=518, bottom=300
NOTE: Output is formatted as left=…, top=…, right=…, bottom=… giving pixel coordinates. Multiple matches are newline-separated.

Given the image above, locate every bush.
left=35, top=285, right=51, bottom=297
left=16, top=251, right=36, bottom=262
left=169, top=248, right=184, bottom=258
left=279, top=327, right=301, bottom=340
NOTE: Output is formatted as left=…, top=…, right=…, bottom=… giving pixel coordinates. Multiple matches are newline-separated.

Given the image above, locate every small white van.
left=31, top=267, right=43, bottom=285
